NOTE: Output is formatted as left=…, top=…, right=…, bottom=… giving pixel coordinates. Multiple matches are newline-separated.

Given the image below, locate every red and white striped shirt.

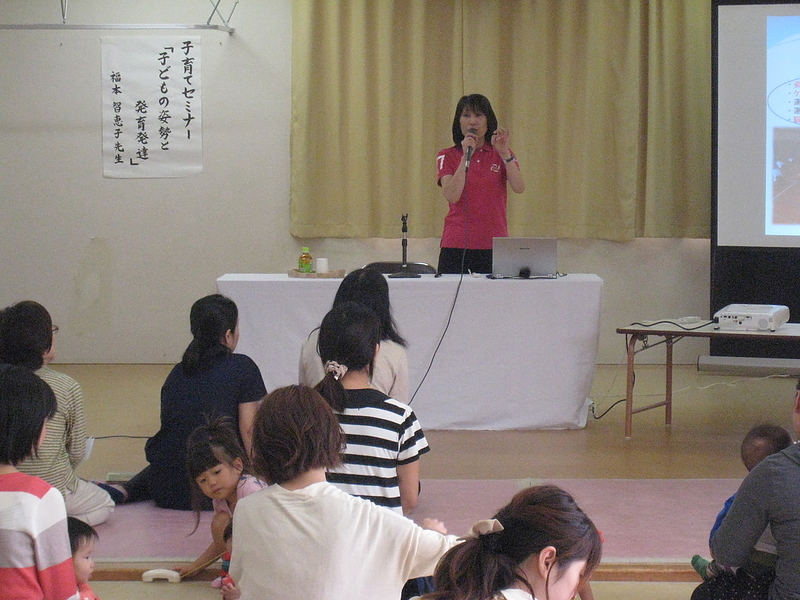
left=0, top=471, right=78, bottom=600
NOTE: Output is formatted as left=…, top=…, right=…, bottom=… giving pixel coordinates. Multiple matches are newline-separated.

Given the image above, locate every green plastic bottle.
left=298, top=247, right=313, bottom=273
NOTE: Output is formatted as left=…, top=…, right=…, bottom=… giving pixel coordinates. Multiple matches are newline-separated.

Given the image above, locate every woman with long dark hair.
left=125, top=294, right=266, bottom=510
left=314, top=301, right=428, bottom=516
left=299, top=267, right=409, bottom=402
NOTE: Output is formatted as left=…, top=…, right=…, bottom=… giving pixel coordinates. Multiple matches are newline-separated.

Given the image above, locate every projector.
left=713, top=304, right=790, bottom=332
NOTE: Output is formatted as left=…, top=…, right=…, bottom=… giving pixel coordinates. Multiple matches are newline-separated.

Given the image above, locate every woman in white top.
left=299, top=267, right=409, bottom=402
left=229, top=385, right=457, bottom=600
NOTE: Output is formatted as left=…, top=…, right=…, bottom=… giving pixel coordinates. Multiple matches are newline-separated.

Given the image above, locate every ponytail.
left=314, top=369, right=348, bottom=412
left=423, top=485, right=602, bottom=600
left=315, top=302, right=380, bottom=413
left=181, top=294, right=238, bottom=376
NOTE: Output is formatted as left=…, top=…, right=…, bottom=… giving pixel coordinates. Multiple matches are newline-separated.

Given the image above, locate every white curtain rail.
left=2, top=0, right=238, bottom=33
left=0, top=23, right=234, bottom=33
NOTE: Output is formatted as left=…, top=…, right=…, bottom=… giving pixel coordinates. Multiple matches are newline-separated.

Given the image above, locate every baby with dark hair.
left=692, top=423, right=792, bottom=580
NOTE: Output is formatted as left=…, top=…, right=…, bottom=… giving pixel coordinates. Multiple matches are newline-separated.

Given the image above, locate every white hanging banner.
left=102, top=36, right=202, bottom=178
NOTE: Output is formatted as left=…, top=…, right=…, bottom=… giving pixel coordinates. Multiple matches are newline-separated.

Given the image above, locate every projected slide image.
left=766, top=16, right=800, bottom=235
left=771, top=128, right=800, bottom=224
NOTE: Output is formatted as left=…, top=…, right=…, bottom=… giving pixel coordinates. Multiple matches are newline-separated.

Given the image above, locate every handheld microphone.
left=465, top=128, right=477, bottom=172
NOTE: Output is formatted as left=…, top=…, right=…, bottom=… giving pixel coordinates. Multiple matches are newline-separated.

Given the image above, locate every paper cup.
left=315, top=258, right=329, bottom=273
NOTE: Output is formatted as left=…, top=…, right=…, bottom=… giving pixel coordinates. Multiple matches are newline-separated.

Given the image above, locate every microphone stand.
left=388, top=214, right=421, bottom=279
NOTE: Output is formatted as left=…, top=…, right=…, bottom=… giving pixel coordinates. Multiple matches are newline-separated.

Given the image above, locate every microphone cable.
left=410, top=144, right=471, bottom=404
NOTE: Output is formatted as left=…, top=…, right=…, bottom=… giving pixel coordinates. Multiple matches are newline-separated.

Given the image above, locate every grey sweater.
left=712, top=442, right=800, bottom=600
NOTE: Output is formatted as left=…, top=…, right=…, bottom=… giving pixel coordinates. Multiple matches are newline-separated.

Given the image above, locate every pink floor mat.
left=94, top=501, right=213, bottom=561
left=94, top=479, right=741, bottom=563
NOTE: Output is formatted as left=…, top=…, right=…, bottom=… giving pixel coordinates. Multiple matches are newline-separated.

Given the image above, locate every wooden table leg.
left=624, top=334, right=639, bottom=440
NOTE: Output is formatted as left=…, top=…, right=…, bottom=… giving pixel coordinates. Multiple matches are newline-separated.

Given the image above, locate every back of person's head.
left=451, top=94, right=498, bottom=147
left=67, top=517, right=99, bottom=555
left=181, top=294, right=238, bottom=376
left=740, top=423, right=792, bottom=471
left=0, top=301, right=53, bottom=370
left=250, top=385, right=344, bottom=485
left=186, top=416, right=250, bottom=526
left=0, top=363, right=57, bottom=465
left=333, top=268, right=407, bottom=347
left=426, top=484, right=602, bottom=600
left=315, top=301, right=381, bottom=411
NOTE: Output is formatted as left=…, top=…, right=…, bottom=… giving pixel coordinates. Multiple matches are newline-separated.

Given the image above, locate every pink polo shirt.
left=437, top=144, right=512, bottom=249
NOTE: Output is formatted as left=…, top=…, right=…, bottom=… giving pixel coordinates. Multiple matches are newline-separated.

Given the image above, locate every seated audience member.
left=123, top=294, right=266, bottom=510
left=691, top=382, right=800, bottom=600
left=299, top=267, right=409, bottom=402
left=419, top=484, right=602, bottom=600
left=0, top=364, right=78, bottom=599
left=315, top=301, right=428, bottom=515
left=229, top=385, right=459, bottom=600
left=0, top=300, right=115, bottom=525
left=692, top=423, right=791, bottom=581
left=314, top=301, right=431, bottom=598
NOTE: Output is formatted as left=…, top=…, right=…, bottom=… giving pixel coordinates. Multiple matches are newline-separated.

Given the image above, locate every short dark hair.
left=0, top=301, right=53, bottom=370
left=0, top=364, right=57, bottom=465
left=741, top=423, right=792, bottom=471
left=250, top=385, right=344, bottom=485
left=451, top=94, right=499, bottom=147
left=67, top=517, right=98, bottom=555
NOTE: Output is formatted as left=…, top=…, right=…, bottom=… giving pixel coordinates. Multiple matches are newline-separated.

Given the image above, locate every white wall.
left=0, top=1, right=711, bottom=366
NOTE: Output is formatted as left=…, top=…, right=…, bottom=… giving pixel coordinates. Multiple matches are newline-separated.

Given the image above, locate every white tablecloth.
left=217, top=274, right=603, bottom=430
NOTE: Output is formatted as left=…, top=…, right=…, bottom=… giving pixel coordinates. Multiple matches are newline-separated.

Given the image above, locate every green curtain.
left=291, top=0, right=711, bottom=241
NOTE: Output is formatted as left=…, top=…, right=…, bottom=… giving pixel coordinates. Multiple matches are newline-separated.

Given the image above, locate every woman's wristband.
left=503, top=153, right=516, bottom=163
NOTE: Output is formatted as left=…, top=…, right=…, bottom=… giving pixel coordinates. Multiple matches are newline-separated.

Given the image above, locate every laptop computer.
left=491, top=237, right=558, bottom=278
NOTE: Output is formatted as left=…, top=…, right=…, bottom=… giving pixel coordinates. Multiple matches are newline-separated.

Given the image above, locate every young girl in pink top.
left=178, top=417, right=266, bottom=580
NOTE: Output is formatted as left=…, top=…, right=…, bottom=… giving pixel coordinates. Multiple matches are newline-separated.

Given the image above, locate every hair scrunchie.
left=324, top=360, right=348, bottom=381
left=460, top=518, right=505, bottom=552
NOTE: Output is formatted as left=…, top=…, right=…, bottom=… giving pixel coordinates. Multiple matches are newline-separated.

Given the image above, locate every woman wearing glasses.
left=0, top=300, right=115, bottom=525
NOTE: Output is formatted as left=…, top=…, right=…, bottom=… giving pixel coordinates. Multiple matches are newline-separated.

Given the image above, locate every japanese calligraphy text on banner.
left=102, top=37, right=202, bottom=178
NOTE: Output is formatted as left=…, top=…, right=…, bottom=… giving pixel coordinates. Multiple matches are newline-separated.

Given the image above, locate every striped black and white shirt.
left=326, top=388, right=429, bottom=514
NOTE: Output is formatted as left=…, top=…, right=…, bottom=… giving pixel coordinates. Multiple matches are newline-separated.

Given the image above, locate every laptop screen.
left=492, top=237, right=558, bottom=278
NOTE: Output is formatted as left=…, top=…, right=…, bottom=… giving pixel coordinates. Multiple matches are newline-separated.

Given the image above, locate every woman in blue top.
left=124, top=294, right=267, bottom=510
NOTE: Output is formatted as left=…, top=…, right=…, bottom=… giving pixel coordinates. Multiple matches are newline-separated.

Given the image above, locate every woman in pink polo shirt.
left=436, top=94, right=525, bottom=274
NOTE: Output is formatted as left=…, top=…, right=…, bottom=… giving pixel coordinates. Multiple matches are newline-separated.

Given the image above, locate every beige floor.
left=69, top=362, right=796, bottom=482
left=64, top=362, right=798, bottom=600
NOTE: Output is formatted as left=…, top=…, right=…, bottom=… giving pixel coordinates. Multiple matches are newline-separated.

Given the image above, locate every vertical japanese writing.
left=102, top=36, right=202, bottom=178
left=158, top=47, right=173, bottom=151
left=182, top=40, right=196, bottom=140
left=110, top=72, right=124, bottom=164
